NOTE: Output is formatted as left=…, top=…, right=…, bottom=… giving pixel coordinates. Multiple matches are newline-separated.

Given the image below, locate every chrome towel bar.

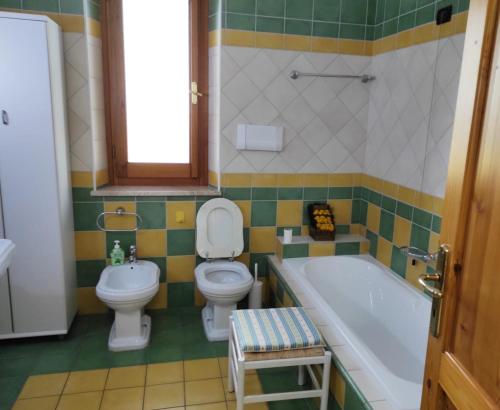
left=96, top=207, right=143, bottom=232
left=289, top=70, right=376, bottom=83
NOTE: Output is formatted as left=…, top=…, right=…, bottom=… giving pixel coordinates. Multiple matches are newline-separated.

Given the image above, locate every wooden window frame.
left=101, top=0, right=208, bottom=186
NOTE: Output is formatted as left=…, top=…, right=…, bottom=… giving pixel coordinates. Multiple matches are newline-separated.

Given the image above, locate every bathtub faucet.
left=399, top=246, right=438, bottom=263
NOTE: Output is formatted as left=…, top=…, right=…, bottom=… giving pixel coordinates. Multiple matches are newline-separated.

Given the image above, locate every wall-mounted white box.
left=236, top=124, right=284, bottom=152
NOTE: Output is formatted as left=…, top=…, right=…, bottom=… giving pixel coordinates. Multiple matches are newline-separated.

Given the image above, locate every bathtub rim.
left=268, top=254, right=431, bottom=410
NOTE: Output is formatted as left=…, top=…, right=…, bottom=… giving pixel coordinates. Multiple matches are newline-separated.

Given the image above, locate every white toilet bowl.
left=96, top=260, right=159, bottom=351
left=195, top=260, right=253, bottom=341
left=195, top=198, right=254, bottom=341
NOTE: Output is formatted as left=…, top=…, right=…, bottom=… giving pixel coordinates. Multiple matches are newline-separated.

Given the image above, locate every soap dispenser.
left=110, top=240, right=125, bottom=266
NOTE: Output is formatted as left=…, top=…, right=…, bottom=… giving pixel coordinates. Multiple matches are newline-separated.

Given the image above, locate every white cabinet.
left=0, top=12, right=76, bottom=338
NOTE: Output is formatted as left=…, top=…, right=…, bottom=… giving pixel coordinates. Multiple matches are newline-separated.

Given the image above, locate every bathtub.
left=282, top=255, right=431, bottom=410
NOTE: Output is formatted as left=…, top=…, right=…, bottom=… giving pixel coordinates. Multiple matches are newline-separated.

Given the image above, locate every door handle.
left=1, top=110, right=9, bottom=125
left=418, top=273, right=443, bottom=298
left=190, top=82, right=204, bottom=105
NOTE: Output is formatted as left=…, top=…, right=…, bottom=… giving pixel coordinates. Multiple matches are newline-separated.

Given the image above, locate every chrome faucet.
left=399, top=246, right=438, bottom=263
left=129, top=245, right=137, bottom=263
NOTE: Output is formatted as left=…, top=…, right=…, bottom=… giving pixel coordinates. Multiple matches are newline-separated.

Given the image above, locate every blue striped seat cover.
left=232, top=308, right=323, bottom=353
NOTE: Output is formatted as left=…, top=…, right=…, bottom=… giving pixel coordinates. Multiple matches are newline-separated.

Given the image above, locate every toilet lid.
left=196, top=198, right=243, bottom=259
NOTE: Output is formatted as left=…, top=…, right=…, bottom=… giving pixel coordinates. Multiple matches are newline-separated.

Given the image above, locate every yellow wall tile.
left=381, top=180, right=399, bottom=198
left=416, top=192, right=434, bottom=213
left=312, top=37, right=338, bottom=53
left=338, top=39, right=369, bottom=55
left=376, top=237, right=392, bottom=268
left=146, top=283, right=167, bottom=310
left=302, top=174, right=329, bottom=187
left=95, top=169, right=109, bottom=187
left=433, top=197, right=444, bottom=215
left=276, top=174, right=302, bottom=187
left=393, top=216, right=411, bottom=247
left=309, top=242, right=335, bottom=257
left=366, top=203, right=380, bottom=233
left=283, top=292, right=294, bottom=307
left=329, top=200, right=352, bottom=225
left=398, top=185, right=417, bottom=205
left=360, top=241, right=370, bottom=254
left=194, top=286, right=205, bottom=307
left=236, top=252, right=250, bottom=266
left=301, top=225, right=310, bottom=236
left=284, top=34, right=311, bottom=51
left=167, top=201, right=196, bottom=229
left=104, top=202, right=136, bottom=230
left=234, top=200, right=251, bottom=227
left=429, top=232, right=440, bottom=253
left=350, top=224, right=362, bottom=234
left=275, top=238, right=283, bottom=261
left=136, top=230, right=166, bottom=257
left=251, top=173, right=277, bottom=187
left=75, top=231, right=105, bottom=260
left=78, top=287, right=107, bottom=314
left=71, top=171, right=93, bottom=188
left=276, top=200, right=303, bottom=226
left=328, top=173, right=353, bottom=187
left=167, top=255, right=195, bottom=282
left=250, top=227, right=276, bottom=253
left=256, top=33, right=284, bottom=49
left=222, top=29, right=256, bottom=47
left=221, top=173, right=252, bottom=187
left=208, top=30, right=220, bottom=48
left=329, top=367, right=346, bottom=409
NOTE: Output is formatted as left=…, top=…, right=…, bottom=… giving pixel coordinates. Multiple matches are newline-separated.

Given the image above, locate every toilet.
left=96, top=260, right=159, bottom=351
left=195, top=198, right=254, bottom=341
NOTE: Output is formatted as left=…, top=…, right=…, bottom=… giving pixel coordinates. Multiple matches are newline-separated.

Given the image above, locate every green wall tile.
left=226, top=0, right=255, bottom=14
left=251, top=201, right=277, bottom=226
left=383, top=17, right=398, bottom=36
left=373, top=23, right=384, bottom=39
left=400, top=0, right=417, bottom=13
left=384, top=0, right=401, bottom=20
left=396, top=201, right=413, bottom=220
left=168, top=282, right=194, bottom=308
left=304, top=187, right=328, bottom=201
left=313, top=22, right=340, bottom=38
left=167, top=229, right=195, bottom=256
left=105, top=196, right=135, bottom=202
left=209, top=0, right=221, bottom=15
left=282, top=243, right=309, bottom=258
left=368, top=190, right=382, bottom=206
left=226, top=13, right=255, bottom=30
left=137, top=202, right=166, bottom=229
left=142, top=257, right=166, bottom=282
left=76, top=260, right=106, bottom=287
left=257, top=0, right=285, bottom=17
left=366, top=230, right=378, bottom=257
left=285, top=19, right=312, bottom=36
left=340, top=24, right=366, bottom=40
left=341, top=0, right=368, bottom=24
left=336, top=225, right=350, bottom=234
left=223, top=188, right=251, bottom=200
left=72, top=188, right=98, bottom=202
left=60, top=0, right=83, bottom=14
left=23, top=0, right=59, bottom=12
left=73, top=202, right=103, bottom=231
left=365, top=25, right=375, bottom=40
left=251, top=253, right=273, bottom=276
left=0, top=0, right=21, bottom=8
left=375, top=0, right=386, bottom=23
left=166, top=196, right=195, bottom=201
left=413, top=208, right=432, bottom=229
left=286, top=0, right=313, bottom=20
left=256, top=16, right=284, bottom=33
left=252, top=187, right=277, bottom=200
left=379, top=210, right=395, bottom=241
left=351, top=200, right=362, bottom=224
left=416, top=4, right=435, bottom=25
left=391, top=245, right=407, bottom=277
left=381, top=196, right=397, bottom=213
left=398, top=11, right=416, bottom=31
left=410, top=224, right=430, bottom=250
left=278, top=187, right=303, bottom=200
left=344, top=380, right=369, bottom=410
left=417, top=0, right=434, bottom=7
left=431, top=215, right=441, bottom=234
left=329, top=187, right=353, bottom=199
left=335, top=242, right=360, bottom=255
left=367, top=0, right=377, bottom=24
left=243, top=227, right=250, bottom=252
left=276, top=226, right=302, bottom=236
left=106, top=231, right=136, bottom=256
left=314, top=0, right=341, bottom=22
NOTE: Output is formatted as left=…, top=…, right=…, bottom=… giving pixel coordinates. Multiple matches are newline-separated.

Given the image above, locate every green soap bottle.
left=110, top=240, right=125, bottom=265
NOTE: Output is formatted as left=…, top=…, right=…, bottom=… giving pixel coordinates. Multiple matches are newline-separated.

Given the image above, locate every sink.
left=0, top=239, right=15, bottom=279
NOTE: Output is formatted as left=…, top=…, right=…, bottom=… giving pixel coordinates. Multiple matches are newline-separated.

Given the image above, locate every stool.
left=228, top=308, right=331, bottom=410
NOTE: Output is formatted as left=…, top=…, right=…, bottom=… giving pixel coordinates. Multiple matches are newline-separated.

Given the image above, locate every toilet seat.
left=196, top=198, right=243, bottom=259
left=195, top=261, right=253, bottom=298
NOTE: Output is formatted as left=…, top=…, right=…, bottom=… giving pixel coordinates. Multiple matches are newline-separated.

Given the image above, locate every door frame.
left=421, top=0, right=499, bottom=408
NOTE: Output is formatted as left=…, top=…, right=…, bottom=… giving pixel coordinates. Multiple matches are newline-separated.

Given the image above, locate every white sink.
left=0, top=239, right=15, bottom=279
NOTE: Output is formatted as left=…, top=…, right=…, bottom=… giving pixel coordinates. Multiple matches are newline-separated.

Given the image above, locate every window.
left=102, top=0, right=208, bottom=186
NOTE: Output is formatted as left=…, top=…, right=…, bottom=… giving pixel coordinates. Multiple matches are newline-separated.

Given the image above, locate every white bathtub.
left=282, top=255, right=431, bottom=410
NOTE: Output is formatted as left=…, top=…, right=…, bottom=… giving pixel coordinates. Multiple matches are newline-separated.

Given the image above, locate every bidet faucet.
left=129, top=245, right=137, bottom=263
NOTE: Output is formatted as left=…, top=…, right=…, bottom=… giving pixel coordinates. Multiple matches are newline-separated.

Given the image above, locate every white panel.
left=0, top=16, right=72, bottom=333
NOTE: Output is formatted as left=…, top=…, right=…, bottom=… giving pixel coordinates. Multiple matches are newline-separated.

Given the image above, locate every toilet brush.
left=249, top=263, right=263, bottom=309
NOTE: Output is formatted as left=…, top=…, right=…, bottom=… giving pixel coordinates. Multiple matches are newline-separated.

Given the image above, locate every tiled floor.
left=1, top=309, right=321, bottom=410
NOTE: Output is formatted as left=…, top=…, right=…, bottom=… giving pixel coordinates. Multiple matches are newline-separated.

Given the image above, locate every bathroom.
left=1, top=0, right=499, bottom=409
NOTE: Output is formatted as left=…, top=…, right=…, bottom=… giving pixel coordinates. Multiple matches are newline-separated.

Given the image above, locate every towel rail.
left=96, top=207, right=143, bottom=232
left=289, top=70, right=376, bottom=83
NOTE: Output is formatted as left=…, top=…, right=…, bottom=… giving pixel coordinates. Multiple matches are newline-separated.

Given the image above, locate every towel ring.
left=96, top=207, right=143, bottom=232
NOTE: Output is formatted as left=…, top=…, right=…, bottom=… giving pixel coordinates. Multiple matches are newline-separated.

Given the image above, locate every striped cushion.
left=232, top=308, right=323, bottom=353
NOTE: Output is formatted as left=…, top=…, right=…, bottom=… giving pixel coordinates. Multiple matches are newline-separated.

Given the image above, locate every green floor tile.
left=31, top=351, right=76, bottom=375
left=168, top=282, right=195, bottom=307
left=147, top=344, right=183, bottom=364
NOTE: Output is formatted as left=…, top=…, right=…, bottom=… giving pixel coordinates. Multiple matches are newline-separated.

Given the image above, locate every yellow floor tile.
left=63, top=369, right=108, bottom=394
left=18, top=373, right=69, bottom=399
left=12, top=396, right=59, bottom=410
left=227, top=401, right=268, bottom=410
left=223, top=374, right=262, bottom=402
left=105, top=365, right=146, bottom=389
left=146, top=361, right=184, bottom=385
left=186, top=403, right=227, bottom=410
left=185, top=378, right=225, bottom=406
left=56, top=391, right=102, bottom=410
left=218, top=357, right=256, bottom=378
left=144, top=383, right=184, bottom=410
left=184, top=358, right=221, bottom=381
left=100, top=387, right=144, bottom=410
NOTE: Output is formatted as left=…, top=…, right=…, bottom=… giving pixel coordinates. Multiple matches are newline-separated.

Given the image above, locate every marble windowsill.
left=91, top=185, right=221, bottom=197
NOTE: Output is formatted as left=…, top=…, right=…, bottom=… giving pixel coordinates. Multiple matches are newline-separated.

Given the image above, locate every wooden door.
left=421, top=1, right=500, bottom=409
